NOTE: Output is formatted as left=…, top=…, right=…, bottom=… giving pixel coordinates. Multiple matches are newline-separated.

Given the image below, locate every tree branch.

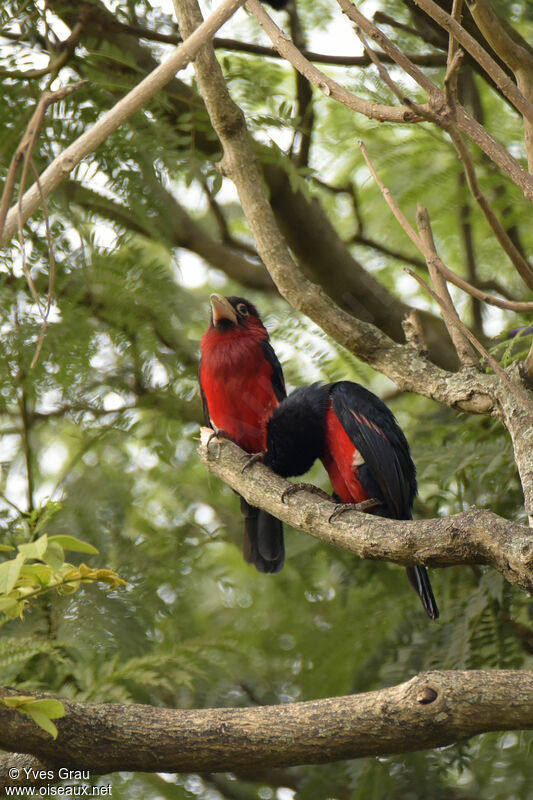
left=198, top=429, right=533, bottom=592
left=409, top=0, right=533, bottom=123
left=102, top=13, right=447, bottom=67
left=359, top=141, right=533, bottom=313
left=246, top=1, right=424, bottom=124
left=0, top=0, right=248, bottom=247
left=335, top=0, right=533, bottom=202
left=4, top=671, right=533, bottom=785
left=415, top=205, right=479, bottom=368
left=448, top=129, right=533, bottom=290
left=465, top=0, right=533, bottom=170
left=62, top=180, right=275, bottom=293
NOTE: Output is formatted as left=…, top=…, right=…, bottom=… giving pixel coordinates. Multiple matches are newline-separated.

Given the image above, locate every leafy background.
left=1, top=0, right=533, bottom=797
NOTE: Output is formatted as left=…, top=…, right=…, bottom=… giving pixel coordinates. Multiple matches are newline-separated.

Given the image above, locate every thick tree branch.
left=198, top=429, right=533, bottom=592
left=174, top=0, right=508, bottom=408
left=4, top=671, right=533, bottom=786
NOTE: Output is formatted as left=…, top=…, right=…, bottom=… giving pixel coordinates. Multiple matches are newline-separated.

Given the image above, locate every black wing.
left=261, top=338, right=286, bottom=401
left=198, top=362, right=212, bottom=427
left=330, top=381, right=416, bottom=519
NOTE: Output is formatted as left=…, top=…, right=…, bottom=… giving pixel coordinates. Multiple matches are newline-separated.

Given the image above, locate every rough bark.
left=3, top=671, right=533, bottom=789
left=198, top=429, right=533, bottom=592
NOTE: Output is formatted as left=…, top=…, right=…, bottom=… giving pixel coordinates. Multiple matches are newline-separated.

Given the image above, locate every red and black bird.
left=199, top=294, right=286, bottom=573
left=265, top=381, right=439, bottom=619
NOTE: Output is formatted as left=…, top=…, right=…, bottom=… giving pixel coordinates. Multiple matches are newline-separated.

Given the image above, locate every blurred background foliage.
left=1, top=0, right=533, bottom=797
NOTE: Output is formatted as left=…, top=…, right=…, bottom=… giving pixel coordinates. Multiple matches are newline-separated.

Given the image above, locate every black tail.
left=240, top=497, right=284, bottom=573
left=406, top=565, right=439, bottom=620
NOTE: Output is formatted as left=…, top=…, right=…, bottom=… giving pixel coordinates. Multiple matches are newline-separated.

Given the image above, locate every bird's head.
left=208, top=294, right=265, bottom=335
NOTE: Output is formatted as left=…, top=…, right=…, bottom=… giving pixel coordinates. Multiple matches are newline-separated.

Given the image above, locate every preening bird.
left=199, top=294, right=286, bottom=573
left=265, top=381, right=439, bottom=619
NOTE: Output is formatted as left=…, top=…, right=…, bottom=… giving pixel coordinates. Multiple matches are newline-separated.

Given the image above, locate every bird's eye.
left=236, top=303, right=249, bottom=316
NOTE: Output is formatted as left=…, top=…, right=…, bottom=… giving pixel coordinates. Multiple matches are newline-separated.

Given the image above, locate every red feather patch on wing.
left=321, top=403, right=370, bottom=504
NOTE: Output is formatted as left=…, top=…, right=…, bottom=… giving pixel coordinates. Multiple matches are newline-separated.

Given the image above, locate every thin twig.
left=449, top=129, right=533, bottom=290
left=444, top=49, right=464, bottom=108
left=29, top=161, right=56, bottom=369
left=80, top=14, right=448, bottom=67
left=359, top=141, right=533, bottom=313
left=409, top=0, right=533, bottom=123
left=246, top=0, right=424, bottom=124
left=416, top=206, right=478, bottom=367
left=373, top=11, right=425, bottom=39
left=0, top=81, right=88, bottom=242
left=402, top=310, right=429, bottom=356
left=444, top=0, right=464, bottom=106
left=405, top=268, right=533, bottom=416
left=0, top=14, right=87, bottom=80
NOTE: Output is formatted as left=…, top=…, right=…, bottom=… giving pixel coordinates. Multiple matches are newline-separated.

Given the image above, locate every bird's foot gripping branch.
left=199, top=427, right=533, bottom=594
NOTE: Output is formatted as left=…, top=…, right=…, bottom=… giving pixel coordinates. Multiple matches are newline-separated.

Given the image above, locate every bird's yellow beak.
left=210, top=294, right=238, bottom=326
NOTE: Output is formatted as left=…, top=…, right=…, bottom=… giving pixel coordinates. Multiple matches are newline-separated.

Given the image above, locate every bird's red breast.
left=200, top=318, right=280, bottom=453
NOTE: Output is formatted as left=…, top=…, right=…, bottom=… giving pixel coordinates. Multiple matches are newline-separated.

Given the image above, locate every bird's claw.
left=206, top=429, right=232, bottom=450
left=241, top=451, right=265, bottom=473
left=328, top=498, right=382, bottom=523
left=281, top=482, right=333, bottom=504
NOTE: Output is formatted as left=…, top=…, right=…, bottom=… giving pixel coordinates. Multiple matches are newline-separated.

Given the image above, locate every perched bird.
left=199, top=294, right=286, bottom=573
left=265, top=381, right=439, bottom=619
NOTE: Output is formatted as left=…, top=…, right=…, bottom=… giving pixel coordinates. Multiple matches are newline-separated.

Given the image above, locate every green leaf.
left=24, top=699, right=66, bottom=719
left=2, top=695, right=38, bottom=709
left=0, top=554, right=25, bottom=594
left=18, top=534, right=48, bottom=561
left=24, top=709, right=59, bottom=739
left=20, top=563, right=53, bottom=584
left=0, top=597, right=20, bottom=615
left=42, top=541, right=65, bottom=571
left=48, top=535, right=98, bottom=555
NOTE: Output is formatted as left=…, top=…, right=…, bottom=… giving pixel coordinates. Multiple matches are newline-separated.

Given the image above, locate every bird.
left=265, top=381, right=439, bottom=619
left=199, top=294, right=286, bottom=573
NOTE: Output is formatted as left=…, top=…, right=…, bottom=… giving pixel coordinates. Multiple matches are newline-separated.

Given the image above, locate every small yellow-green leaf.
left=48, top=535, right=98, bottom=555
left=24, top=699, right=65, bottom=719
left=0, top=597, right=20, bottom=614
left=24, top=709, right=59, bottom=739
left=0, top=554, right=25, bottom=594
left=18, top=534, right=48, bottom=561
left=20, top=564, right=53, bottom=585
left=42, top=541, right=64, bottom=570
left=2, top=695, right=36, bottom=709
left=0, top=545, right=15, bottom=552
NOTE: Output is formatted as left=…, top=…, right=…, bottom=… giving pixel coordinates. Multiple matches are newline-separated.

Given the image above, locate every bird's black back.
left=265, top=383, right=329, bottom=477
